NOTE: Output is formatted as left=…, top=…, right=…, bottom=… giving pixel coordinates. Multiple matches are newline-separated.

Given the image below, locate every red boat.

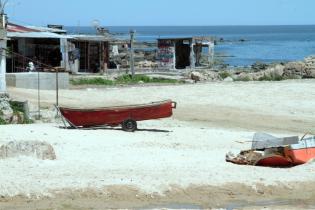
left=226, top=133, right=315, bottom=167
left=57, top=100, right=177, bottom=132
left=255, top=136, right=315, bottom=167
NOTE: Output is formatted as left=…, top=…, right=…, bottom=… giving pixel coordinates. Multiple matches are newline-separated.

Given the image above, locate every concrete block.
left=6, top=72, right=69, bottom=90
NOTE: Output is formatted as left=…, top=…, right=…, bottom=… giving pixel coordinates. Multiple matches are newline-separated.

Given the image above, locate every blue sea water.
left=66, top=25, right=315, bottom=67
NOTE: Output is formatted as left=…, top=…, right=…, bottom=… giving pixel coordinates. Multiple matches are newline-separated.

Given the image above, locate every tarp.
left=252, top=133, right=299, bottom=150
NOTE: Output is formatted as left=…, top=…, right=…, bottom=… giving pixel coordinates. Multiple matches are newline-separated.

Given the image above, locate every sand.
left=1, top=80, right=315, bottom=209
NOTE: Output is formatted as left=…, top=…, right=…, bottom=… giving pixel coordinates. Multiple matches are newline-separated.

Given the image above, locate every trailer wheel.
left=122, top=119, right=137, bottom=132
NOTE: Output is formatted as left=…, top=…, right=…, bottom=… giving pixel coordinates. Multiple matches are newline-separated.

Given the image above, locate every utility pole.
left=0, top=1, right=7, bottom=93
left=129, top=30, right=135, bottom=78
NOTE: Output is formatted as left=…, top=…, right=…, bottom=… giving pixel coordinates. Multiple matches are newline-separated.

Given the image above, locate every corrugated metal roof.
left=8, top=31, right=70, bottom=39
left=7, top=23, right=39, bottom=33
left=71, top=34, right=113, bottom=42
left=26, top=25, right=67, bottom=34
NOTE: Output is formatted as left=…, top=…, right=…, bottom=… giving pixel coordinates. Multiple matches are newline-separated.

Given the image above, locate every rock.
left=283, top=62, right=306, bottom=78
left=252, top=62, right=269, bottom=71
left=223, top=76, right=234, bottom=82
left=10, top=111, right=24, bottom=124
left=274, top=64, right=285, bottom=76
left=0, top=141, right=56, bottom=160
left=190, top=71, right=206, bottom=82
left=305, top=69, right=315, bottom=78
left=0, top=94, right=13, bottom=122
left=205, top=71, right=220, bottom=81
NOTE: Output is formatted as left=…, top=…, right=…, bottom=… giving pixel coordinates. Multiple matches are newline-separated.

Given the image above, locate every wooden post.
left=129, top=30, right=135, bottom=77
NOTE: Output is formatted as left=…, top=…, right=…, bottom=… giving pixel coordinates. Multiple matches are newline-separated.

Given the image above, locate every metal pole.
left=56, top=68, right=59, bottom=106
left=37, top=70, right=40, bottom=119
left=0, top=13, right=6, bottom=93
left=129, top=30, right=135, bottom=77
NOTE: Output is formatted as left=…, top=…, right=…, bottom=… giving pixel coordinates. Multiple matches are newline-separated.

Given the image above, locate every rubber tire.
left=122, top=119, right=137, bottom=132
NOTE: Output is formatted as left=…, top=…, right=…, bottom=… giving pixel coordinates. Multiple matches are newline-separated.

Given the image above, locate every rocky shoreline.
left=187, top=56, right=315, bottom=82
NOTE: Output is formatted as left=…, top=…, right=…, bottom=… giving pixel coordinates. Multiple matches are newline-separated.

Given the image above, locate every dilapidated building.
left=6, top=23, right=69, bottom=73
left=71, top=35, right=110, bottom=73
left=157, top=37, right=214, bottom=70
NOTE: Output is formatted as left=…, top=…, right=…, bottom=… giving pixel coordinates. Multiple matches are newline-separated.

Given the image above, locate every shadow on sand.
left=57, top=126, right=171, bottom=133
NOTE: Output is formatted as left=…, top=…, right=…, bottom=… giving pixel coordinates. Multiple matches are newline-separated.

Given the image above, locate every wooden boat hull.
left=256, top=138, right=315, bottom=167
left=285, top=147, right=315, bottom=165
left=58, top=100, right=176, bottom=129
left=255, top=155, right=293, bottom=167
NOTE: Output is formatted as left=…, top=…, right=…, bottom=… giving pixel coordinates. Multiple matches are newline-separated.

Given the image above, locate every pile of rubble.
left=0, top=94, right=13, bottom=123
left=0, top=94, right=27, bottom=124
left=0, top=141, right=56, bottom=160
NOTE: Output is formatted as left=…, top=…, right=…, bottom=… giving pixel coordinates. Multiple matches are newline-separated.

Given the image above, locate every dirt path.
left=8, top=80, right=315, bottom=133
left=1, top=182, right=315, bottom=209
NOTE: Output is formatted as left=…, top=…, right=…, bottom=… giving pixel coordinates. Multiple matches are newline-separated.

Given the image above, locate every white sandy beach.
left=1, top=80, right=315, bottom=209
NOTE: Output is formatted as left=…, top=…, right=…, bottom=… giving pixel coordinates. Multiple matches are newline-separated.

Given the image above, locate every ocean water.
left=66, top=25, right=315, bottom=67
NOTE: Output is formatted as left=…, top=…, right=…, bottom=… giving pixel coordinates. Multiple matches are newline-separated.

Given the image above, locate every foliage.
left=234, top=76, right=252, bottom=82
left=9, top=101, right=34, bottom=124
left=0, top=117, right=6, bottom=125
left=258, top=74, right=284, bottom=81
left=70, top=78, right=114, bottom=86
left=71, top=75, right=180, bottom=86
left=218, top=71, right=232, bottom=79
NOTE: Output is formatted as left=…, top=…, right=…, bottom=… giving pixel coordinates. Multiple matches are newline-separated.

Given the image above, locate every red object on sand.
left=58, top=100, right=176, bottom=132
left=255, top=155, right=293, bottom=167
left=255, top=138, right=315, bottom=167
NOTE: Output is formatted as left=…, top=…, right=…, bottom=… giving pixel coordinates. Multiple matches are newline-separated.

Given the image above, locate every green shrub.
left=0, top=117, right=6, bottom=125
left=9, top=101, right=33, bottom=124
left=234, top=76, right=251, bottom=82
left=71, top=75, right=180, bottom=86
left=258, top=74, right=284, bottom=81
left=219, top=71, right=231, bottom=79
left=70, top=78, right=114, bottom=86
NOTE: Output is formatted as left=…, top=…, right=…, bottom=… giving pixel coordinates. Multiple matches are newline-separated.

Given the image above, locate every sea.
left=66, top=25, right=315, bottom=67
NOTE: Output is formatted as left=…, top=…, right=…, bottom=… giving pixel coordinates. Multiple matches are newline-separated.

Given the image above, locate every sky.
left=4, top=0, right=315, bottom=26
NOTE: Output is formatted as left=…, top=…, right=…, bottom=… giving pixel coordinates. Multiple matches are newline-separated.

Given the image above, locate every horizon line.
left=65, top=24, right=315, bottom=27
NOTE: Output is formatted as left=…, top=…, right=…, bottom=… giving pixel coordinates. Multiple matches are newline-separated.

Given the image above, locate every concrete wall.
left=6, top=72, right=69, bottom=90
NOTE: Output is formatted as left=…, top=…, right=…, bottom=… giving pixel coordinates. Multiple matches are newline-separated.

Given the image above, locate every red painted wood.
left=255, top=155, right=293, bottom=167
left=285, top=147, right=315, bottom=165
left=59, top=100, right=175, bottom=127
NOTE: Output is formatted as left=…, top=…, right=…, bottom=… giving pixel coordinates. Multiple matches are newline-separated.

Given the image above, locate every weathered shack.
left=71, top=35, right=110, bottom=73
left=6, top=23, right=71, bottom=73
left=157, top=36, right=214, bottom=70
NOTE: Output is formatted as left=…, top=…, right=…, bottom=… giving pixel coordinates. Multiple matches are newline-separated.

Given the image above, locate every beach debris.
left=0, top=141, right=56, bottom=160
left=226, top=150, right=263, bottom=165
left=226, top=133, right=315, bottom=168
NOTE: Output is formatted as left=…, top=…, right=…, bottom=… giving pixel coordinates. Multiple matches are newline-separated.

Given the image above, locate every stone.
left=190, top=71, right=206, bottom=82
left=283, top=62, right=306, bottom=78
left=10, top=111, right=24, bottom=124
left=0, top=141, right=56, bottom=160
left=0, top=94, right=13, bottom=122
left=205, top=71, right=220, bottom=81
left=251, top=62, right=269, bottom=71
left=305, top=69, right=315, bottom=78
left=223, top=76, right=234, bottom=82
